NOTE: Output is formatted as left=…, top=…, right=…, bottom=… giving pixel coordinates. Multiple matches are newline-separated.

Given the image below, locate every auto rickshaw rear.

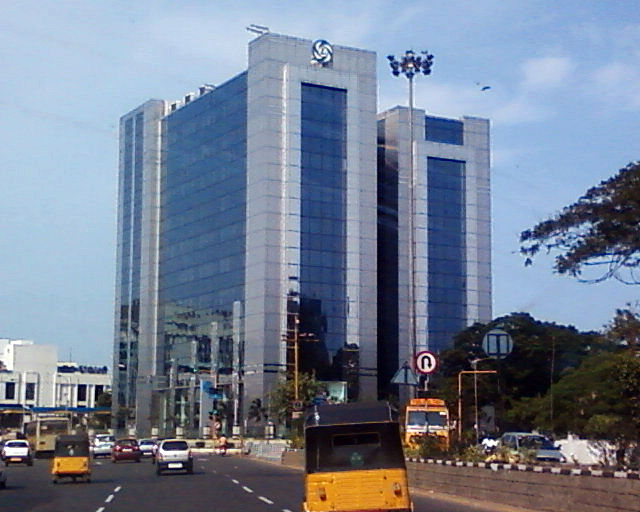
left=303, top=402, right=411, bottom=512
left=51, top=433, right=91, bottom=483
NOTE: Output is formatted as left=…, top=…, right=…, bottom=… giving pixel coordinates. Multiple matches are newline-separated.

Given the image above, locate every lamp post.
left=457, top=369, right=497, bottom=443
left=387, top=51, right=434, bottom=389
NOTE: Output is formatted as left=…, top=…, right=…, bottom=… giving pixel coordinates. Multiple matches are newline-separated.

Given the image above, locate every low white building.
left=0, top=338, right=111, bottom=412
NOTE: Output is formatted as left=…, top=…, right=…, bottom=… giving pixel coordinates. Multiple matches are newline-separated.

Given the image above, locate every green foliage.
left=288, top=434, right=305, bottom=449
left=520, top=161, right=640, bottom=283
left=432, top=310, right=640, bottom=465
left=268, top=372, right=327, bottom=423
left=247, top=398, right=268, bottom=423
left=415, top=435, right=448, bottom=459
left=459, top=444, right=486, bottom=462
left=432, top=312, right=611, bottom=434
left=507, top=349, right=640, bottom=460
left=605, top=304, right=640, bottom=349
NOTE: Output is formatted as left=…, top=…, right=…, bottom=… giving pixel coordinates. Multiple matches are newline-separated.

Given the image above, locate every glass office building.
left=114, top=33, right=378, bottom=435
left=377, top=108, right=492, bottom=397
left=114, top=33, right=491, bottom=435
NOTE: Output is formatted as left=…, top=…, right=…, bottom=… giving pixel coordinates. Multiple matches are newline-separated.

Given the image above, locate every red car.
left=111, top=439, right=141, bottom=463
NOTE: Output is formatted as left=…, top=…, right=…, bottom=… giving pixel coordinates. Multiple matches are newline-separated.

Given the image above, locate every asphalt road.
left=0, top=454, right=522, bottom=512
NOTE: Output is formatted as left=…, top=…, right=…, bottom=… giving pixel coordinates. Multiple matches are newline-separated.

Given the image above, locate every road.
left=1, top=454, right=516, bottom=512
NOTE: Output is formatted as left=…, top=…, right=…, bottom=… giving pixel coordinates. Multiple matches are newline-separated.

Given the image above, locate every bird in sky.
left=475, top=82, right=492, bottom=91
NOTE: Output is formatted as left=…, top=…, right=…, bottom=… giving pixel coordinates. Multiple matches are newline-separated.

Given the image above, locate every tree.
left=268, top=372, right=326, bottom=424
left=517, top=350, right=640, bottom=466
left=520, top=161, right=640, bottom=283
left=605, top=304, right=640, bottom=350
left=247, top=398, right=268, bottom=424
left=431, top=313, right=611, bottom=434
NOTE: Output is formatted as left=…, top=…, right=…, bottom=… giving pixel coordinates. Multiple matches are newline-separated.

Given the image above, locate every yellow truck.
left=404, top=398, right=450, bottom=450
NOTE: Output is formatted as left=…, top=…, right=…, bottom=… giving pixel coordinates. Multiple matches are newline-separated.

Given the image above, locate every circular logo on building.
left=311, top=39, right=333, bottom=66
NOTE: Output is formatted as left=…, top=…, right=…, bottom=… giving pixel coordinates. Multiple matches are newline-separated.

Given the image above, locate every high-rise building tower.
left=114, top=33, right=492, bottom=435
left=113, top=33, right=378, bottom=435
left=377, top=108, right=492, bottom=397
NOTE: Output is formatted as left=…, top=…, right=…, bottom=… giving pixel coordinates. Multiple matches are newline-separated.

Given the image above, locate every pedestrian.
left=217, top=434, right=228, bottom=456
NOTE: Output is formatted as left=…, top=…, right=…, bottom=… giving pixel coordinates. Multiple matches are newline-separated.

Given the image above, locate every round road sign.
left=415, top=351, right=438, bottom=375
left=482, top=328, right=514, bottom=359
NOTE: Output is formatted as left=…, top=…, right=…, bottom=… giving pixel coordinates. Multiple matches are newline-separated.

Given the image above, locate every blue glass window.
left=426, top=157, right=466, bottom=352
left=159, top=73, right=247, bottom=372
left=376, top=118, right=400, bottom=396
left=425, top=116, right=463, bottom=145
left=300, top=83, right=347, bottom=364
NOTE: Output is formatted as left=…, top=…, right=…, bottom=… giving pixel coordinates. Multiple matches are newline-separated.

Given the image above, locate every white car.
left=1, top=440, right=33, bottom=466
left=155, top=439, right=193, bottom=475
left=138, top=439, right=157, bottom=457
left=91, top=434, right=115, bottom=459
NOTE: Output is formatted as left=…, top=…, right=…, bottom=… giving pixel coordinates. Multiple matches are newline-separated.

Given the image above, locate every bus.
left=25, top=414, right=72, bottom=456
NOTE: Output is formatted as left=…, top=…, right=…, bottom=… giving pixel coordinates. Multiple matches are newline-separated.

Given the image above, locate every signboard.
left=391, top=362, right=418, bottom=385
left=415, top=351, right=438, bottom=375
left=482, top=329, right=514, bottom=359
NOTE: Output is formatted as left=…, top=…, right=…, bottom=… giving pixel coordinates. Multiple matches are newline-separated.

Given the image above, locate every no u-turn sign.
left=415, top=350, right=438, bottom=375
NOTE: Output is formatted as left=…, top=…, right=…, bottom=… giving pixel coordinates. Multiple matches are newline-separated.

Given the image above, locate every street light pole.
left=457, top=369, right=497, bottom=443
left=387, top=51, right=434, bottom=391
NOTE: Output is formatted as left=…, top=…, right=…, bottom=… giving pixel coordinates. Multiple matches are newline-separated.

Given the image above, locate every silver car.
left=155, top=439, right=193, bottom=475
left=91, top=434, right=115, bottom=459
left=500, top=432, right=566, bottom=463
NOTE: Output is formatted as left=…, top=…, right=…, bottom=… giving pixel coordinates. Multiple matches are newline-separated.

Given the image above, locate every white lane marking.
left=242, top=486, right=253, bottom=493
left=105, top=494, right=114, bottom=503
left=96, top=508, right=105, bottom=512
left=283, top=509, right=293, bottom=512
left=232, top=479, right=239, bottom=484
left=259, top=496, right=274, bottom=504
left=114, top=486, right=122, bottom=493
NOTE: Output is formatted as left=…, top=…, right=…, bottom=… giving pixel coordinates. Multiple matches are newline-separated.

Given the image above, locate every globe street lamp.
left=387, top=50, right=434, bottom=387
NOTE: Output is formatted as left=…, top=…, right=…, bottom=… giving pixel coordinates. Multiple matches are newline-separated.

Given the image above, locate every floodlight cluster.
left=387, top=50, right=434, bottom=79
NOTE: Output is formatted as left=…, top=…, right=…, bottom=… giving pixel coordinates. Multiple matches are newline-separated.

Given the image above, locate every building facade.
left=114, top=33, right=492, bottom=436
left=114, top=33, right=378, bottom=436
left=377, top=108, right=492, bottom=396
left=0, top=338, right=111, bottom=429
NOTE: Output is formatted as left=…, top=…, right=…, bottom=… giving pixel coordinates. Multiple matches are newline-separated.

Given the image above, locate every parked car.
left=155, top=439, right=193, bottom=475
left=1, top=439, right=33, bottom=466
left=111, top=438, right=141, bottom=463
left=500, top=432, right=566, bottom=463
left=138, top=439, right=157, bottom=457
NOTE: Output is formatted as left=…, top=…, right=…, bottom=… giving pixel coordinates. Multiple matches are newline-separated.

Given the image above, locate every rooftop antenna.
left=246, top=24, right=270, bottom=35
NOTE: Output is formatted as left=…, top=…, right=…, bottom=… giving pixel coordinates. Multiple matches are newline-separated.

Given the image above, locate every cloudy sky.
left=2, top=1, right=639, bottom=365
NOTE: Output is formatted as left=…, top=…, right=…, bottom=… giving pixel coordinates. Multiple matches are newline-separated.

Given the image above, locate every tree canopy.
left=520, top=161, right=640, bottom=283
left=430, top=313, right=613, bottom=434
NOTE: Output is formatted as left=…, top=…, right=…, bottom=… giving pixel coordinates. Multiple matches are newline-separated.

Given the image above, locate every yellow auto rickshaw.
left=51, top=433, right=91, bottom=484
left=303, top=401, right=412, bottom=512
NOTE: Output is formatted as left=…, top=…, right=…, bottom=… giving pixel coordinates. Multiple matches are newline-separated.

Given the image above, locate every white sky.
left=1, top=0, right=639, bottom=365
